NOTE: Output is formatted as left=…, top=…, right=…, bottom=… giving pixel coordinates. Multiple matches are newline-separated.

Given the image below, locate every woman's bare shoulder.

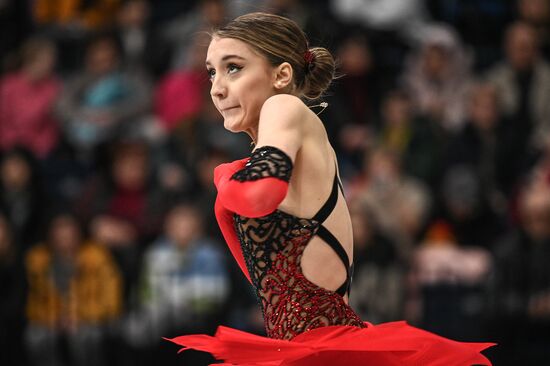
left=260, top=94, right=310, bottom=123
left=263, top=93, right=305, bottom=107
left=255, top=95, right=310, bottom=160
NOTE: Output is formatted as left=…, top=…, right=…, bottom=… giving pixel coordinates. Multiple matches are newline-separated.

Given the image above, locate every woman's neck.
left=245, top=126, right=259, bottom=147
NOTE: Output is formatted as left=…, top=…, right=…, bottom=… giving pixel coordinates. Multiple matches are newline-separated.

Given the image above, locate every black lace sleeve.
left=231, top=146, right=293, bottom=182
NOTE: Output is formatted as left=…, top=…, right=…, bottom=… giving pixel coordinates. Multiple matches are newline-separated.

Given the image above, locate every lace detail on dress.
left=231, top=146, right=293, bottom=182
left=234, top=210, right=365, bottom=340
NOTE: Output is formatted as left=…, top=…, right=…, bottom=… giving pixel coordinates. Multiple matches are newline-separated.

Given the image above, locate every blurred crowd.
left=1, top=0, right=550, bottom=365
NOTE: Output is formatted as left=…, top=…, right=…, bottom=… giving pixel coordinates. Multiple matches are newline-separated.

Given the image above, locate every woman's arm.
left=214, top=196, right=252, bottom=283
left=216, top=95, right=305, bottom=218
left=255, top=94, right=304, bottom=159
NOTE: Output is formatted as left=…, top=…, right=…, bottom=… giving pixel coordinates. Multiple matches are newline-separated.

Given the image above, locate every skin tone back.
left=206, top=36, right=354, bottom=301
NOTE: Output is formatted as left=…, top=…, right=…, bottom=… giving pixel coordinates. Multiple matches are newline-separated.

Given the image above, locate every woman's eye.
left=207, top=69, right=216, bottom=81
left=228, top=64, right=242, bottom=74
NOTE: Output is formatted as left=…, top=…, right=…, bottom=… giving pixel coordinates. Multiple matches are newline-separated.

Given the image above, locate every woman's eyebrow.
left=206, top=55, right=247, bottom=66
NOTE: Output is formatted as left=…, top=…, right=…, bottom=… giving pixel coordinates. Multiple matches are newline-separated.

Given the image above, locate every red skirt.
left=165, top=321, right=495, bottom=366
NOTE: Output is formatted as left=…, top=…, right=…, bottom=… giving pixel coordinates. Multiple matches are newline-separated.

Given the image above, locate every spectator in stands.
left=425, top=0, right=514, bottom=71
left=0, top=37, right=61, bottom=159
left=438, top=164, right=504, bottom=250
left=378, top=89, right=445, bottom=187
left=486, top=21, right=550, bottom=149
left=323, top=33, right=379, bottom=180
left=348, top=201, right=405, bottom=324
left=24, top=211, right=122, bottom=366
left=76, top=140, right=171, bottom=304
left=154, top=33, right=209, bottom=134
left=403, top=23, right=473, bottom=132
left=115, top=0, right=170, bottom=79
left=348, top=146, right=431, bottom=259
left=408, top=220, right=492, bottom=341
left=78, top=140, right=167, bottom=241
left=56, top=34, right=152, bottom=163
left=125, top=202, right=229, bottom=365
left=488, top=179, right=550, bottom=364
left=0, top=148, right=49, bottom=252
left=443, top=82, right=510, bottom=205
left=517, top=0, right=550, bottom=59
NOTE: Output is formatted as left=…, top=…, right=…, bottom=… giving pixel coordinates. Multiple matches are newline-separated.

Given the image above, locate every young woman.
left=167, top=12, right=495, bottom=365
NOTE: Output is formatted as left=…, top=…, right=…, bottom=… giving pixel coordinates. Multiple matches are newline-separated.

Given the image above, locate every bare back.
left=277, top=106, right=354, bottom=302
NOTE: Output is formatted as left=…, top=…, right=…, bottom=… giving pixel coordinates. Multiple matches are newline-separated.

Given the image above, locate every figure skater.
left=166, top=12, right=495, bottom=366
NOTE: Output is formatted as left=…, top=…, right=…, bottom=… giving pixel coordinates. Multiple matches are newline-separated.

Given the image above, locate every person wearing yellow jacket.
left=32, top=0, right=120, bottom=30
left=24, top=212, right=122, bottom=366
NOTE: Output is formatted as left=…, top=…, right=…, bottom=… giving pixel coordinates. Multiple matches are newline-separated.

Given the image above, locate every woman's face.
left=206, top=37, right=278, bottom=133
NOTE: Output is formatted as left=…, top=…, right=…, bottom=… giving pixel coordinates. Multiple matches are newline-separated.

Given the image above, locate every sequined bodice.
left=230, top=146, right=364, bottom=340
left=234, top=210, right=365, bottom=340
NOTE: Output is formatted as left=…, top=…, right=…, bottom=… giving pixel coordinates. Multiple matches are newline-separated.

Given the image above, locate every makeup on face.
left=205, top=37, right=277, bottom=134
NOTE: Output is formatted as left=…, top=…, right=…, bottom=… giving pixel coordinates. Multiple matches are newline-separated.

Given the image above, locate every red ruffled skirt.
left=166, top=321, right=495, bottom=366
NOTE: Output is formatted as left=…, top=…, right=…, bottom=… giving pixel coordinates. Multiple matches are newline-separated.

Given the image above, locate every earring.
left=310, top=101, right=328, bottom=115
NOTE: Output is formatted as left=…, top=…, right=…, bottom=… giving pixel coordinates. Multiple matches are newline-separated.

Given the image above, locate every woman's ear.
left=273, top=62, right=293, bottom=90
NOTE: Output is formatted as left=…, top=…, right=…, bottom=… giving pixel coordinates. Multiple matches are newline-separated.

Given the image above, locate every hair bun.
left=302, top=47, right=335, bottom=100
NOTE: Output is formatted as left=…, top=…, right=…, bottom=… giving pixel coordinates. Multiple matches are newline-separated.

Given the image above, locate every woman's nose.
left=210, top=75, right=227, bottom=99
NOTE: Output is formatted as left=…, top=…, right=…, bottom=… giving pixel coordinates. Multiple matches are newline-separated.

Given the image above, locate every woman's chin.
left=223, top=118, right=243, bottom=133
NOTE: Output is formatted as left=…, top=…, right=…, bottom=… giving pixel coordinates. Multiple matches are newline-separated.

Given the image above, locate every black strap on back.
left=312, top=172, right=339, bottom=223
left=312, top=166, right=353, bottom=297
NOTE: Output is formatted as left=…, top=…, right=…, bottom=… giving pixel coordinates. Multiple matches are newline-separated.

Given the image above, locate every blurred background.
left=1, top=0, right=550, bottom=365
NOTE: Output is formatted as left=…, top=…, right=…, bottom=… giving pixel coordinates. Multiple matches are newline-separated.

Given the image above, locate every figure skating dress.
left=166, top=146, right=495, bottom=365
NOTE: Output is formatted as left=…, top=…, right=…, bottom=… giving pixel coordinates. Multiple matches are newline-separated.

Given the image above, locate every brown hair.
left=213, top=12, right=335, bottom=100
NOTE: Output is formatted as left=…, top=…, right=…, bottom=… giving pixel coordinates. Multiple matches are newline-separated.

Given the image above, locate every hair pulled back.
left=213, top=12, right=335, bottom=100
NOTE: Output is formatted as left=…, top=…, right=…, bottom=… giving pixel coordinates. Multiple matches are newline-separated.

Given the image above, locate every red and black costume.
left=167, top=146, right=495, bottom=365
